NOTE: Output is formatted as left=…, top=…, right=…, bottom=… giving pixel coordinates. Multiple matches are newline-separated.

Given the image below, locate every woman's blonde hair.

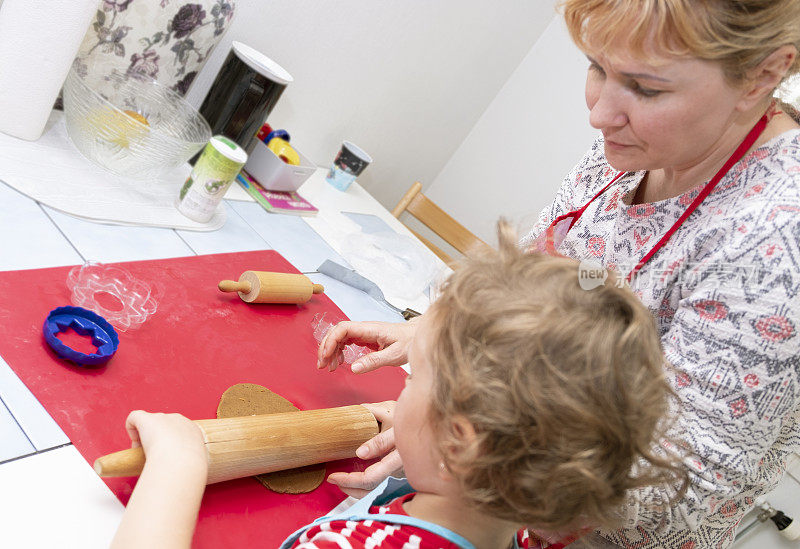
left=426, top=222, right=686, bottom=530
left=561, top=0, right=800, bottom=85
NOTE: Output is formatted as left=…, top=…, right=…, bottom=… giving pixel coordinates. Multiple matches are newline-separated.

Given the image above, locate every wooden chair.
left=391, top=181, right=491, bottom=266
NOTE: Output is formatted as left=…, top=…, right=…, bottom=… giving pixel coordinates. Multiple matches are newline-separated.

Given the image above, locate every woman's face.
left=584, top=47, right=749, bottom=172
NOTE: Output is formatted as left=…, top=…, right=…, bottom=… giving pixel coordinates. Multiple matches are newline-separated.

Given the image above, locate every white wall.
left=186, top=0, right=557, bottom=208
left=426, top=16, right=598, bottom=244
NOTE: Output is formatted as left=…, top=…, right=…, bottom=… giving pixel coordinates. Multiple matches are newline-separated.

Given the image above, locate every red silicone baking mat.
left=0, top=250, right=407, bottom=547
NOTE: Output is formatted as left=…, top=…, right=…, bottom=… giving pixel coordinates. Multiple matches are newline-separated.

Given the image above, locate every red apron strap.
left=568, top=171, right=627, bottom=230
left=626, top=110, right=770, bottom=281
left=541, top=171, right=627, bottom=253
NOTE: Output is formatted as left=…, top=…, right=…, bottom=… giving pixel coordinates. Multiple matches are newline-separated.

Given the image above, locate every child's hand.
left=112, top=412, right=208, bottom=549
left=125, top=410, right=207, bottom=470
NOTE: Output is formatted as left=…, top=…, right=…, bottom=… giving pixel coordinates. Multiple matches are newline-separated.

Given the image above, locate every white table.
left=0, top=142, right=441, bottom=547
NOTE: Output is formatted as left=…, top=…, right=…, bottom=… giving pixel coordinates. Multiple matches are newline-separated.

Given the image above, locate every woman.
left=318, top=1, right=800, bottom=547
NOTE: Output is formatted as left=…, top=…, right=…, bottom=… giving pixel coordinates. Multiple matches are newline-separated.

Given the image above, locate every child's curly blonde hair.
left=426, top=222, right=686, bottom=531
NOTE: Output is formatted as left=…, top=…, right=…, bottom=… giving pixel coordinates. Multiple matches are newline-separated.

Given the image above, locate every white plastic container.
left=177, top=135, right=248, bottom=223
left=244, top=139, right=316, bottom=192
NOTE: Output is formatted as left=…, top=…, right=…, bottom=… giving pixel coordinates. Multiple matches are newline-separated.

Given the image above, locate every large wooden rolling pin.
left=94, top=405, right=378, bottom=484
left=218, top=271, right=324, bottom=304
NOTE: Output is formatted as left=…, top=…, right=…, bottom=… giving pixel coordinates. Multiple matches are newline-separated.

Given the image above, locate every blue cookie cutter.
left=43, top=306, right=119, bottom=366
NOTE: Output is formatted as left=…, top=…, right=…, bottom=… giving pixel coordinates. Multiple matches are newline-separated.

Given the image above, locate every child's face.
left=393, top=314, right=444, bottom=491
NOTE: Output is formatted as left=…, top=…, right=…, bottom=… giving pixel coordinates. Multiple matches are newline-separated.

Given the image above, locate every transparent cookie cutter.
left=67, top=262, right=160, bottom=332
left=312, top=313, right=371, bottom=366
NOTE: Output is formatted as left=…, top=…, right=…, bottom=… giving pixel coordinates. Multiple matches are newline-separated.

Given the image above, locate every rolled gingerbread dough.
left=216, top=383, right=325, bottom=494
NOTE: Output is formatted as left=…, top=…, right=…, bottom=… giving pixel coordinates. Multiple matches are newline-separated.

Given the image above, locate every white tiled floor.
left=230, top=201, right=350, bottom=272
left=0, top=356, right=68, bottom=453
left=176, top=201, right=270, bottom=255
left=0, top=445, right=124, bottom=548
left=44, top=206, right=195, bottom=263
left=0, top=182, right=83, bottom=270
left=0, top=396, right=34, bottom=462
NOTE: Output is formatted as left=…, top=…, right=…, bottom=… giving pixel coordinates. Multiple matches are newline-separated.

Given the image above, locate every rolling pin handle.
left=218, top=280, right=252, bottom=293
left=93, top=447, right=146, bottom=477
left=312, top=284, right=324, bottom=294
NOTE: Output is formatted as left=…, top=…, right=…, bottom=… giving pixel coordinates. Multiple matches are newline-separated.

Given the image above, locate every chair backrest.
left=392, top=181, right=491, bottom=266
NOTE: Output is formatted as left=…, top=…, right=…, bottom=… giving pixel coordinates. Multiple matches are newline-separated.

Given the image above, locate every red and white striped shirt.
left=291, top=492, right=530, bottom=548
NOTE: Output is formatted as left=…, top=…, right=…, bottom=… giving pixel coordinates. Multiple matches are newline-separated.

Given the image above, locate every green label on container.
left=179, top=176, right=194, bottom=200
left=198, top=141, right=246, bottom=182
left=216, top=136, right=238, bottom=151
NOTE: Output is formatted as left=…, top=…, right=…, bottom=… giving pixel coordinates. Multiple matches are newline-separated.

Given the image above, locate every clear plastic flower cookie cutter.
left=312, top=313, right=371, bottom=366
left=67, top=262, right=160, bottom=331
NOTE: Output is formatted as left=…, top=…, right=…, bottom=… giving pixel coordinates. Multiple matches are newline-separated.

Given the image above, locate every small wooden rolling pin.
left=94, top=405, right=378, bottom=484
left=218, top=271, right=324, bottom=304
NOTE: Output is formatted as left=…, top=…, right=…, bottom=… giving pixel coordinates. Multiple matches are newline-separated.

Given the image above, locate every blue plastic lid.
left=43, top=306, right=119, bottom=366
left=265, top=129, right=290, bottom=144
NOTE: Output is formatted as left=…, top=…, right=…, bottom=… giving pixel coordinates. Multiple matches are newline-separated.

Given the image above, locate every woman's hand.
left=327, top=401, right=403, bottom=498
left=317, top=319, right=420, bottom=374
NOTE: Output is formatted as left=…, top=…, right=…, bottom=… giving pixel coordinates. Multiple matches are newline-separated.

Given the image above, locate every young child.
left=110, top=223, right=684, bottom=549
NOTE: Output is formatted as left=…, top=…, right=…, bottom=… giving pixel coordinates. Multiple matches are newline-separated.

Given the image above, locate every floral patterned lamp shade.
left=65, top=0, right=236, bottom=101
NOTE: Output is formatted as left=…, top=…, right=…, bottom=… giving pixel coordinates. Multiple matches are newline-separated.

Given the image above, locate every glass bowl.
left=63, top=68, right=211, bottom=180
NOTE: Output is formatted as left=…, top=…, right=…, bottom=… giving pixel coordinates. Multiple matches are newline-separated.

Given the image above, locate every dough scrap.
left=216, top=383, right=325, bottom=494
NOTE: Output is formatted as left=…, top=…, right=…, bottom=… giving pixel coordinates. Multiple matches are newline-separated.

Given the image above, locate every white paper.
left=0, top=111, right=226, bottom=231
left=299, top=172, right=447, bottom=313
